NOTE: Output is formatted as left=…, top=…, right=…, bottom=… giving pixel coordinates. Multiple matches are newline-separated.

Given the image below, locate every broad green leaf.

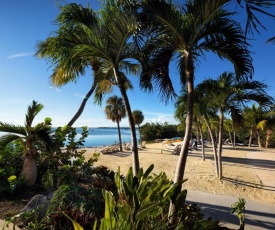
left=143, top=164, right=154, bottom=178
left=135, top=202, right=159, bottom=220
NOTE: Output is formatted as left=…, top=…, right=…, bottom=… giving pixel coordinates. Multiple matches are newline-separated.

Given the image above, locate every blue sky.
left=0, top=0, right=275, bottom=128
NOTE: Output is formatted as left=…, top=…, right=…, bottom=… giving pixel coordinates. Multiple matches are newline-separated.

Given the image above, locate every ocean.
left=0, top=127, right=139, bottom=148
left=74, top=127, right=140, bottom=147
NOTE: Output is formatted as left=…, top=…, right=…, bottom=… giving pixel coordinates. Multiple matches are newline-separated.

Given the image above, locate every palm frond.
left=25, top=101, right=44, bottom=128
left=0, top=134, right=24, bottom=147
left=236, top=0, right=275, bottom=35
left=0, top=122, right=26, bottom=136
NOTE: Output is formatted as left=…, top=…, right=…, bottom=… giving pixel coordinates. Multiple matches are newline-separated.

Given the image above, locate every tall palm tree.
left=0, top=101, right=52, bottom=186
left=37, top=2, right=141, bottom=175
left=198, top=72, right=273, bottom=180
left=132, top=110, right=144, bottom=144
left=139, top=0, right=253, bottom=220
left=105, top=96, right=126, bottom=151
left=66, top=2, right=141, bottom=175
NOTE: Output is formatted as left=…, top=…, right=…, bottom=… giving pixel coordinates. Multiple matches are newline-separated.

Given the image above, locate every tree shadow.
left=188, top=150, right=275, bottom=191
left=187, top=201, right=275, bottom=230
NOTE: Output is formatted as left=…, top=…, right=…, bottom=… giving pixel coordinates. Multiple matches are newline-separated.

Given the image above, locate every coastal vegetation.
left=105, top=96, right=126, bottom=151
left=1, top=0, right=275, bottom=229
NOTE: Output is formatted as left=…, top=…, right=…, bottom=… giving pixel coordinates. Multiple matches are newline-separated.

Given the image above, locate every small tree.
left=105, top=96, right=126, bottom=151
left=132, top=110, right=144, bottom=144
left=0, top=100, right=52, bottom=186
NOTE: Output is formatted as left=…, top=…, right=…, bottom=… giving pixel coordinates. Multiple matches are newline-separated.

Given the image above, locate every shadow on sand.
left=188, top=149, right=275, bottom=192
left=187, top=200, right=275, bottom=230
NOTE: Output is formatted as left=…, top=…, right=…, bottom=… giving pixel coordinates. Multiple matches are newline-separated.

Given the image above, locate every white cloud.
left=142, top=110, right=178, bottom=125
left=7, top=52, right=34, bottom=59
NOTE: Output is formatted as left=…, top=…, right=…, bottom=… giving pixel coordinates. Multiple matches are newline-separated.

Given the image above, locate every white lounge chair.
left=161, top=144, right=182, bottom=155
left=138, top=141, right=146, bottom=149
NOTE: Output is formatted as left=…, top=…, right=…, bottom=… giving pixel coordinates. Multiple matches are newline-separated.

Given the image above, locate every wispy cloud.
left=7, top=52, right=34, bottom=59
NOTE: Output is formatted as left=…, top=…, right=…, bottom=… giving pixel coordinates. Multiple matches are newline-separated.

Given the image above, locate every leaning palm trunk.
left=218, top=111, right=225, bottom=181
left=21, top=157, right=37, bottom=186
left=114, top=69, right=139, bottom=175
left=67, top=82, right=96, bottom=127
left=117, top=121, right=123, bottom=151
left=169, top=55, right=194, bottom=225
left=205, top=117, right=219, bottom=178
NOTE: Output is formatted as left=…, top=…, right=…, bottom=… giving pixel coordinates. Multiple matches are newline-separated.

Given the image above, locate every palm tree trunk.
left=205, top=117, right=219, bottom=178
left=256, top=129, right=263, bottom=148
left=218, top=111, right=224, bottom=181
left=233, top=131, right=236, bottom=147
left=198, top=124, right=205, bottom=161
left=248, top=129, right=253, bottom=147
left=21, top=157, right=37, bottom=187
left=228, top=131, right=233, bottom=145
left=169, top=54, right=194, bottom=225
left=138, top=125, right=142, bottom=145
left=114, top=68, right=139, bottom=175
left=265, top=130, right=272, bottom=148
left=67, top=82, right=96, bottom=127
left=117, top=121, right=123, bottom=151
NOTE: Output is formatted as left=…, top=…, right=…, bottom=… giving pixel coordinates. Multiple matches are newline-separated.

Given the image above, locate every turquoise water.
left=0, top=127, right=139, bottom=148
left=75, top=127, right=139, bottom=147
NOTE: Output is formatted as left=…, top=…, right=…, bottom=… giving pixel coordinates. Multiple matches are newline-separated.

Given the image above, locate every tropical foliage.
left=140, top=122, right=182, bottom=141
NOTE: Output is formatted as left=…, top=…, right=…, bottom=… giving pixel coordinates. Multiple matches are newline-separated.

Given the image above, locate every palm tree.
left=198, top=72, right=274, bottom=180
left=132, top=110, right=144, bottom=144
left=105, top=96, right=126, bottom=151
left=66, top=2, right=141, bottom=175
left=139, top=0, right=254, bottom=220
left=224, top=118, right=235, bottom=146
left=36, top=4, right=104, bottom=127
left=0, top=101, right=52, bottom=186
left=37, top=2, right=142, bottom=175
left=243, top=104, right=264, bottom=147
left=254, top=107, right=275, bottom=148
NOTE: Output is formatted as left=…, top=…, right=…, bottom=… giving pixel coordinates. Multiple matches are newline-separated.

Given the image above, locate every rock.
left=16, top=192, right=55, bottom=226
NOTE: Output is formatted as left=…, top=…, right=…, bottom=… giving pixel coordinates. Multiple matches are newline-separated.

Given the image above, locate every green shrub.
left=93, top=164, right=223, bottom=230
left=0, top=142, right=24, bottom=195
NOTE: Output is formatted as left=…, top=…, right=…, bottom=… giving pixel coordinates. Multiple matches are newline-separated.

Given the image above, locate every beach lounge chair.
left=161, top=144, right=182, bottom=155
left=138, top=141, right=146, bottom=149
left=99, top=145, right=119, bottom=154
left=124, top=142, right=131, bottom=150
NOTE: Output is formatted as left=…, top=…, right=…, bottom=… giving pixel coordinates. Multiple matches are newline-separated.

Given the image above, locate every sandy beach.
left=83, top=142, right=275, bottom=206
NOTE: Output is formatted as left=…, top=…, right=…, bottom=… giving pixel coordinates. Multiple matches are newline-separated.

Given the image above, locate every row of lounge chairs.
left=98, top=141, right=147, bottom=154
left=99, top=145, right=120, bottom=154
